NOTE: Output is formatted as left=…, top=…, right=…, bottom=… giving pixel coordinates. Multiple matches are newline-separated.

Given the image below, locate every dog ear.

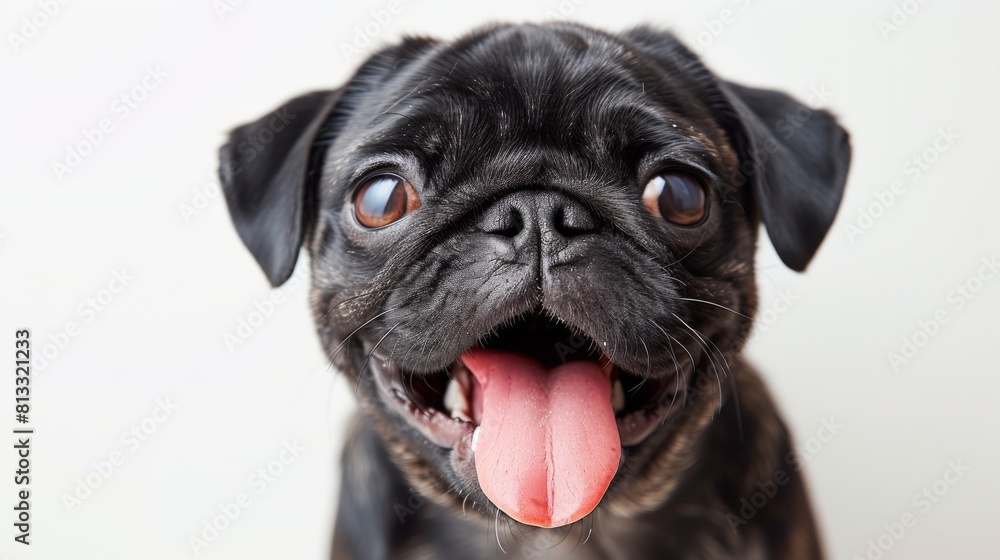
left=620, top=28, right=851, bottom=271
left=219, top=90, right=341, bottom=287
left=719, top=82, right=851, bottom=271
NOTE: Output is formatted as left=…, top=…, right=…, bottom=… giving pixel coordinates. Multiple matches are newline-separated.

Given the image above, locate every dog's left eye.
left=642, top=171, right=707, bottom=226
left=353, top=174, right=421, bottom=228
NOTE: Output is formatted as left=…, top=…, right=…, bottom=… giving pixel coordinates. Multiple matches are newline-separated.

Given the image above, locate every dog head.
left=220, top=23, right=849, bottom=530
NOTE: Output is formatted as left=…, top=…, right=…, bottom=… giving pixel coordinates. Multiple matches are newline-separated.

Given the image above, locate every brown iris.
left=642, top=171, right=707, bottom=226
left=353, top=174, right=421, bottom=228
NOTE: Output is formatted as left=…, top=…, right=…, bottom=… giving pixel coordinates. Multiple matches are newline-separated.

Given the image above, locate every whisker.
left=377, top=77, right=431, bottom=121
left=674, top=315, right=743, bottom=404
left=495, top=509, right=507, bottom=554
left=328, top=307, right=398, bottom=364
left=355, top=321, right=401, bottom=395
left=672, top=314, right=728, bottom=412
left=322, top=287, right=389, bottom=321
left=675, top=296, right=749, bottom=319
left=641, top=338, right=652, bottom=377
left=663, top=334, right=695, bottom=423
left=660, top=233, right=706, bottom=268
left=681, top=330, right=723, bottom=409
left=643, top=316, right=688, bottom=424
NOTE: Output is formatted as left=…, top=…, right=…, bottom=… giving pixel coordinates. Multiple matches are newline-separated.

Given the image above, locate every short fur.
left=219, top=22, right=850, bottom=560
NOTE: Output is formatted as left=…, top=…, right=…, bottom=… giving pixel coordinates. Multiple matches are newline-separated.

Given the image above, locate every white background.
left=2, top=0, right=998, bottom=558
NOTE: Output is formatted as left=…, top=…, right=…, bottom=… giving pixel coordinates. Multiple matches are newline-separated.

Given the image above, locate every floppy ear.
left=719, top=82, right=851, bottom=271
left=219, top=90, right=341, bottom=287
left=619, top=27, right=851, bottom=271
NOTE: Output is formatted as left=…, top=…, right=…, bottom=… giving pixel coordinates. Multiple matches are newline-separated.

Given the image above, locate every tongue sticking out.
left=461, top=349, right=621, bottom=528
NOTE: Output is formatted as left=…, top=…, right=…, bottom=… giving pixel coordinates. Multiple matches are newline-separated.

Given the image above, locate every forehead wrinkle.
left=350, top=85, right=720, bottom=197
left=429, top=29, right=632, bottom=122
left=338, top=25, right=734, bottom=196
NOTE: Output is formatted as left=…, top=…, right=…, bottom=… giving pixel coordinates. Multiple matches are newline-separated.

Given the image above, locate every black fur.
left=220, top=22, right=849, bottom=559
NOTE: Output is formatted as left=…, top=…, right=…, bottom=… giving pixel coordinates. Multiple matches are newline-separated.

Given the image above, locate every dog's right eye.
left=641, top=171, right=707, bottom=226
left=353, top=174, right=421, bottom=228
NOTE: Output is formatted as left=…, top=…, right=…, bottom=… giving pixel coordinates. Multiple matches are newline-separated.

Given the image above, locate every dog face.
left=220, top=23, right=849, bottom=529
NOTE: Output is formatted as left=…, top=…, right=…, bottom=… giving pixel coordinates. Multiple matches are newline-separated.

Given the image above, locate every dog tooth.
left=444, top=377, right=471, bottom=421
left=471, top=426, right=481, bottom=452
left=443, top=377, right=463, bottom=412
left=452, top=364, right=471, bottom=388
left=613, top=379, right=626, bottom=413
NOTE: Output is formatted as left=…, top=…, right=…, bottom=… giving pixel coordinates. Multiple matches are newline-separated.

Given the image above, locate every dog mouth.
left=368, top=311, right=684, bottom=528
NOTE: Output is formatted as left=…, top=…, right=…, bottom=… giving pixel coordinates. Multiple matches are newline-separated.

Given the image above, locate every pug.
left=219, top=22, right=850, bottom=560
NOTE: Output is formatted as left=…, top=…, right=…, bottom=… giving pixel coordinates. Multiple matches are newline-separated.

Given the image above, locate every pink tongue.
left=461, top=349, right=621, bottom=528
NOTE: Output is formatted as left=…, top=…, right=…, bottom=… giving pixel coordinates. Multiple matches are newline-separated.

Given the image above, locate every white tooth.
left=613, top=378, right=626, bottom=413
left=444, top=376, right=472, bottom=422
left=472, top=426, right=481, bottom=452
left=452, top=365, right=471, bottom=389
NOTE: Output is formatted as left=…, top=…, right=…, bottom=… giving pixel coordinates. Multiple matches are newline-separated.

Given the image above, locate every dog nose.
left=478, top=189, right=598, bottom=241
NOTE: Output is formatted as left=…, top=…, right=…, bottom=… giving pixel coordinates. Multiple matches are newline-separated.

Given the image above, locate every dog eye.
left=353, top=174, right=421, bottom=228
left=642, top=171, right=706, bottom=226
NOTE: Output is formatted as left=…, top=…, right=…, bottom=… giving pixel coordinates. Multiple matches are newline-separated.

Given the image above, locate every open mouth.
left=368, top=311, right=684, bottom=528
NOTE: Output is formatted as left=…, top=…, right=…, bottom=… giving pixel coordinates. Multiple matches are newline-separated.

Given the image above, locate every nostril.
left=478, top=191, right=597, bottom=240
left=496, top=210, right=523, bottom=238
left=554, top=202, right=597, bottom=236
left=482, top=205, right=524, bottom=238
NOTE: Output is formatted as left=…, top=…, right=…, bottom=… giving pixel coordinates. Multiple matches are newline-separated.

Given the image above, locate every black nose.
left=478, top=189, right=598, bottom=242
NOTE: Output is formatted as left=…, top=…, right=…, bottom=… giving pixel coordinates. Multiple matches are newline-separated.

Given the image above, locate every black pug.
left=220, top=22, right=849, bottom=560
